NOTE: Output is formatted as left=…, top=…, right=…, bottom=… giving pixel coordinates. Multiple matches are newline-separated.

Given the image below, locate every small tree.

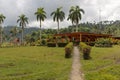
left=10, top=26, right=19, bottom=38
left=17, top=14, right=28, bottom=45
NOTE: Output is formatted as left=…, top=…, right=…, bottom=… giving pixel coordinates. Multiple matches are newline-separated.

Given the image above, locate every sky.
left=0, top=0, right=120, bottom=29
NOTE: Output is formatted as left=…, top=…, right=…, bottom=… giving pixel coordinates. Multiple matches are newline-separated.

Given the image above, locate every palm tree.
left=51, top=7, right=65, bottom=34
left=0, top=14, right=6, bottom=44
left=67, top=12, right=75, bottom=32
left=67, top=6, right=84, bottom=32
left=17, top=14, right=28, bottom=44
left=67, top=7, right=74, bottom=25
left=34, top=7, right=46, bottom=40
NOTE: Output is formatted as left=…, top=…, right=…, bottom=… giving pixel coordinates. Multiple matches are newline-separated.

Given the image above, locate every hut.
left=54, top=32, right=112, bottom=42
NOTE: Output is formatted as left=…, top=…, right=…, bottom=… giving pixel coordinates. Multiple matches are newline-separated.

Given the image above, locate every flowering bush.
left=95, top=38, right=112, bottom=47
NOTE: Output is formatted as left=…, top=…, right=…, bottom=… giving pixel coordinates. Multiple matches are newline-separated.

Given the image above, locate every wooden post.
left=80, top=34, right=82, bottom=42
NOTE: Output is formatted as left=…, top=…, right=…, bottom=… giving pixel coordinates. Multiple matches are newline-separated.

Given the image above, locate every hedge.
left=79, top=42, right=91, bottom=60
left=47, top=42, right=56, bottom=47
left=95, top=38, right=112, bottom=47
left=86, top=42, right=95, bottom=46
left=65, top=42, right=73, bottom=58
left=57, top=42, right=68, bottom=47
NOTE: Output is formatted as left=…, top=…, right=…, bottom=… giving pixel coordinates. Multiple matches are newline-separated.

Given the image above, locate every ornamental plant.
left=80, top=42, right=91, bottom=60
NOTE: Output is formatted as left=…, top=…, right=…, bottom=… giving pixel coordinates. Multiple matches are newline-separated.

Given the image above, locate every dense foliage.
left=65, top=42, right=73, bottom=58
left=95, top=38, right=112, bottom=47
left=80, top=42, right=91, bottom=60
left=2, top=20, right=120, bottom=43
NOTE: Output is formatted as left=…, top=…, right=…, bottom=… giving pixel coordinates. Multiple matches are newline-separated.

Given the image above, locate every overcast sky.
left=0, top=0, right=120, bottom=29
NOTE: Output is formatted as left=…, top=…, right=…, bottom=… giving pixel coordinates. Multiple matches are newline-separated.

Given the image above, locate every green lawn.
left=0, top=46, right=72, bottom=80
left=81, top=45, right=120, bottom=80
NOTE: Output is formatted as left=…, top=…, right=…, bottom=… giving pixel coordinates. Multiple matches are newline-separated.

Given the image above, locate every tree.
left=17, top=14, right=28, bottom=44
left=34, top=7, right=46, bottom=40
left=67, top=6, right=84, bottom=32
left=0, top=14, right=6, bottom=44
left=51, top=7, right=65, bottom=34
left=10, top=26, right=18, bottom=38
left=67, top=12, right=75, bottom=32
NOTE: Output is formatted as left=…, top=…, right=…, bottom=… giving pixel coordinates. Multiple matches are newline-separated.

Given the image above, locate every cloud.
left=0, top=0, right=120, bottom=28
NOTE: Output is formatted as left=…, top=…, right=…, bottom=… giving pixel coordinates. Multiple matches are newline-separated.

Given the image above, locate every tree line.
left=0, top=20, right=120, bottom=46
left=0, top=5, right=84, bottom=45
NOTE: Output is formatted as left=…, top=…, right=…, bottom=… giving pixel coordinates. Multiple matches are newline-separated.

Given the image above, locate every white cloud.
left=0, top=0, right=120, bottom=28
left=28, top=18, right=71, bottom=29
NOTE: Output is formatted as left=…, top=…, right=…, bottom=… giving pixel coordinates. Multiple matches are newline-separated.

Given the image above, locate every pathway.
left=69, top=46, right=84, bottom=80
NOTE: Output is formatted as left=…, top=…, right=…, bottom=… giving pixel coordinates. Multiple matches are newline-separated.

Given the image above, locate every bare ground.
left=69, top=46, right=84, bottom=80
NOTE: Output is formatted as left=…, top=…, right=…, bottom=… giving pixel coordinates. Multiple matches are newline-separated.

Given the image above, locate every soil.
left=69, top=46, right=84, bottom=80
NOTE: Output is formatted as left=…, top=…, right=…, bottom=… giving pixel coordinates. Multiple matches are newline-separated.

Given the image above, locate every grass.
left=0, top=46, right=72, bottom=80
left=81, top=45, right=120, bottom=80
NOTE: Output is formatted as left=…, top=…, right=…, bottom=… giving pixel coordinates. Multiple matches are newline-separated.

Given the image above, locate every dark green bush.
left=47, top=42, right=56, bottom=47
left=57, top=42, right=68, bottom=47
left=80, top=42, right=91, bottom=60
left=47, top=36, right=70, bottom=47
left=65, top=42, right=73, bottom=58
left=95, top=38, right=112, bottom=47
left=86, top=42, right=95, bottom=46
left=41, top=39, right=47, bottom=46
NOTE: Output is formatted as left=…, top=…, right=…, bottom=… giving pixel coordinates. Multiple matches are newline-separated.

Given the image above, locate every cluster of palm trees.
left=0, top=5, right=84, bottom=45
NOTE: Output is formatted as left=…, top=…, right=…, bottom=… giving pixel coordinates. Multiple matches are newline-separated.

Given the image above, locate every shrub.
left=47, top=36, right=70, bottom=47
left=80, top=42, right=91, bottom=60
left=117, top=40, right=120, bottom=45
left=86, top=42, right=95, bottom=46
left=35, top=40, right=41, bottom=46
left=1, top=42, right=14, bottom=48
left=41, top=39, right=47, bottom=46
left=95, top=38, right=112, bottom=47
left=47, top=42, right=56, bottom=47
left=112, top=39, right=119, bottom=45
left=30, top=42, right=36, bottom=46
left=57, top=42, right=68, bottom=47
left=65, top=42, right=73, bottom=58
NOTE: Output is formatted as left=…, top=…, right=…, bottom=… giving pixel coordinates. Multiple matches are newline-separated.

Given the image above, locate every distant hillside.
left=3, top=26, right=39, bottom=36
left=2, top=20, right=120, bottom=37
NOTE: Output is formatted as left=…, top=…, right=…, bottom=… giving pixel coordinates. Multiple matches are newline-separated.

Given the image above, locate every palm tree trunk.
left=57, top=20, right=59, bottom=34
left=72, top=23, right=74, bottom=33
left=0, top=24, right=2, bottom=45
left=76, top=23, right=78, bottom=32
left=40, top=20, right=42, bottom=40
left=21, top=27, right=24, bottom=45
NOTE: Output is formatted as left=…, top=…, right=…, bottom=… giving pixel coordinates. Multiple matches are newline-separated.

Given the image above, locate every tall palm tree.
left=67, top=7, right=74, bottom=25
left=67, top=12, right=75, bottom=32
left=67, top=6, right=84, bottom=32
left=17, top=14, right=28, bottom=44
left=51, top=7, right=65, bottom=34
left=0, top=14, right=6, bottom=44
left=34, top=7, right=46, bottom=40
